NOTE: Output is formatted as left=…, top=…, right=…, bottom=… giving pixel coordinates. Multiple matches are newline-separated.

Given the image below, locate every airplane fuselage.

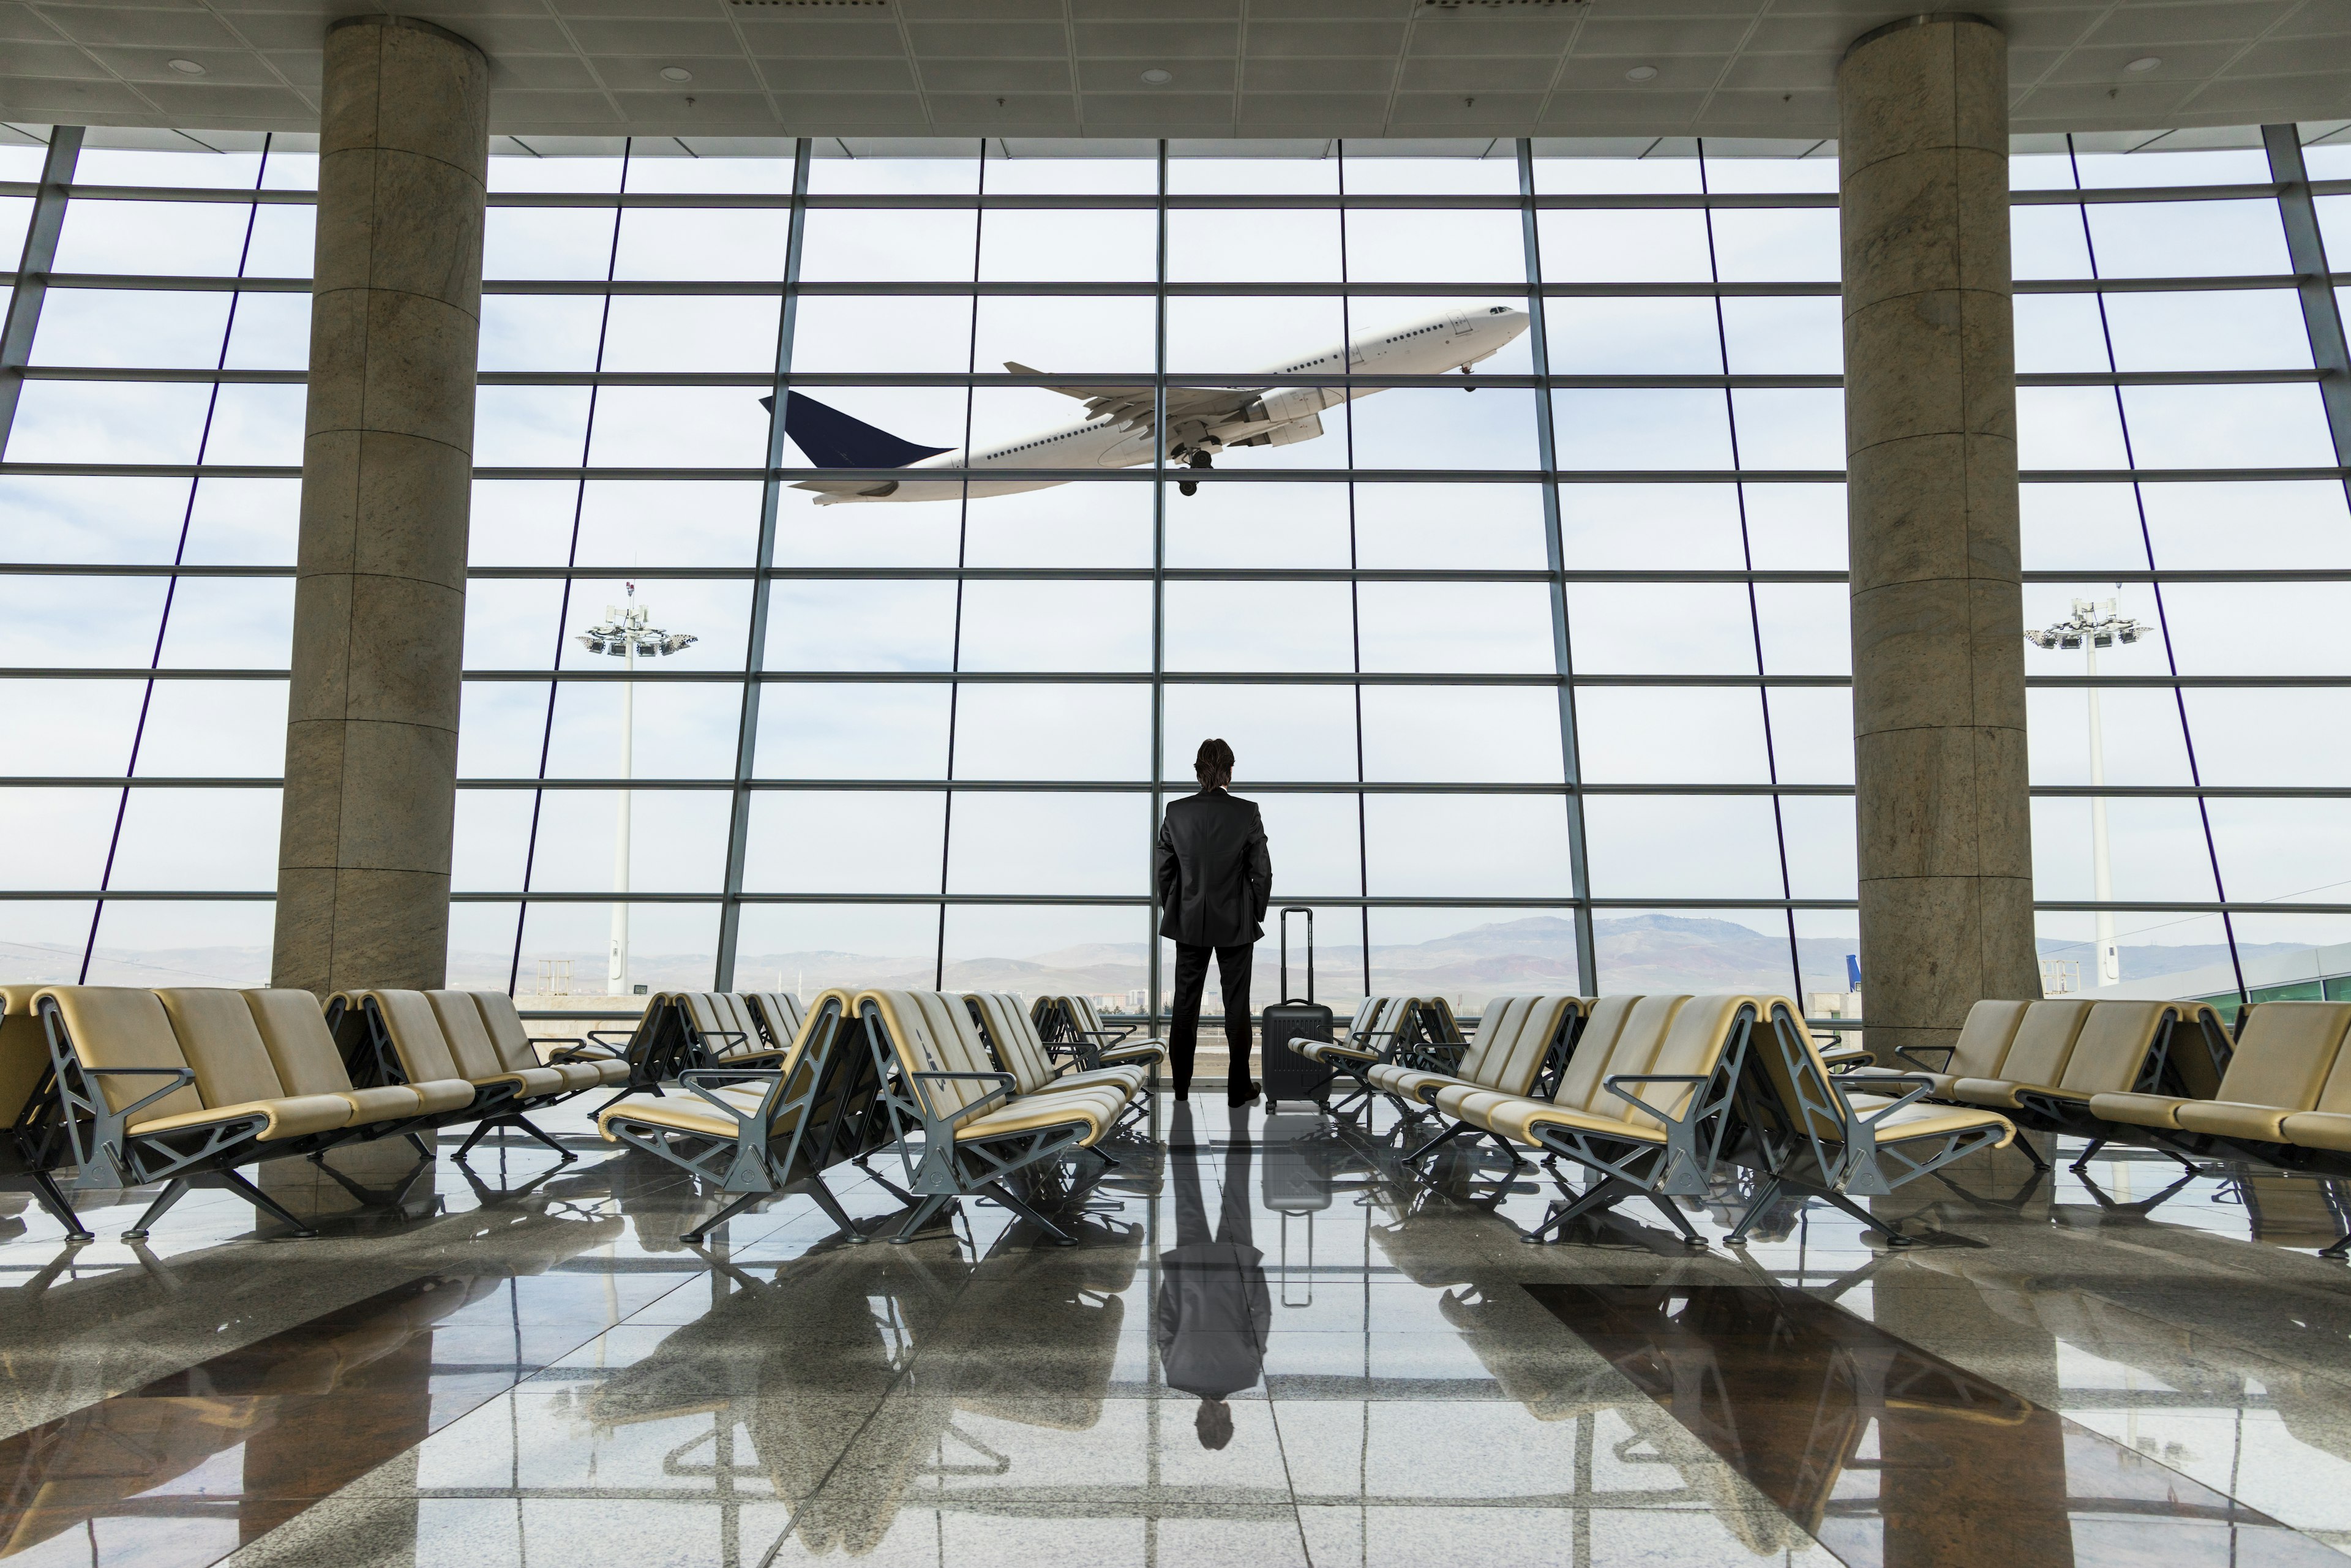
left=803, top=305, right=1529, bottom=503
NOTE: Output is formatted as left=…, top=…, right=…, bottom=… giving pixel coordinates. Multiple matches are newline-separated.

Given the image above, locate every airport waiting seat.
left=2082, top=1002, right=2351, bottom=1253
left=1728, top=999, right=2015, bottom=1247
left=336, top=989, right=580, bottom=1163
left=37, top=986, right=433, bottom=1239
left=964, top=992, right=1150, bottom=1114
left=1298, top=996, right=1415, bottom=1124
left=746, top=991, right=806, bottom=1052
left=673, top=992, right=787, bottom=1073
left=1041, top=994, right=1166, bottom=1075
left=1837, top=997, right=2033, bottom=1100
left=1376, top=996, right=1585, bottom=1166
left=856, top=989, right=1139, bottom=1245
left=1441, top=994, right=1753, bottom=1246
left=0, top=985, right=88, bottom=1238
left=470, top=991, right=629, bottom=1093
left=2090, top=1000, right=2351, bottom=1149
left=599, top=989, right=877, bottom=1244
left=1950, top=999, right=2225, bottom=1166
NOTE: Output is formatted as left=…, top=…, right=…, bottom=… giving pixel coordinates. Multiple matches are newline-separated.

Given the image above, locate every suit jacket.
left=1155, top=789, right=1272, bottom=947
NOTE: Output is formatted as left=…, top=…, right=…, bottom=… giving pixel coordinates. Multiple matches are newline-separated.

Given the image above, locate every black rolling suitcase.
left=1260, top=907, right=1336, bottom=1109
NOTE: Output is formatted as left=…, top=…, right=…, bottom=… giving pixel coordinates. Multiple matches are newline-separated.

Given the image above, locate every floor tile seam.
left=1259, top=1358, right=1322, bottom=1566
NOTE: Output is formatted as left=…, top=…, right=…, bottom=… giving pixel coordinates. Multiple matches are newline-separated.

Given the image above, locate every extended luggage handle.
left=1280, top=906, right=1313, bottom=1005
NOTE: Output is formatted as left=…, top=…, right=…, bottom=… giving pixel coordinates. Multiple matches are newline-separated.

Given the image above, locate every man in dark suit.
left=1155, top=738, right=1272, bottom=1105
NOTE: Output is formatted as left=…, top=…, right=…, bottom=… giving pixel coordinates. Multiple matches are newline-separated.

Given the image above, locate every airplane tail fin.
left=759, top=392, right=950, bottom=468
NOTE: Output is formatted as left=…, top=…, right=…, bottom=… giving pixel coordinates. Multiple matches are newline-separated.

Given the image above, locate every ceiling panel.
left=0, top=0, right=2343, bottom=144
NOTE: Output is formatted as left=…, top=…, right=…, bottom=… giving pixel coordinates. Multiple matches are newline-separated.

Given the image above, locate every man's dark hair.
left=1194, top=1397, right=1235, bottom=1450
left=1194, top=737, right=1235, bottom=790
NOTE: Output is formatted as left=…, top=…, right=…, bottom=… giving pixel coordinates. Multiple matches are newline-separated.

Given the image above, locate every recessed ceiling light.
left=2125, top=56, right=2161, bottom=73
left=660, top=66, right=694, bottom=82
left=167, top=58, right=206, bottom=75
left=1624, top=64, right=1659, bottom=82
left=1140, top=68, right=1174, bottom=84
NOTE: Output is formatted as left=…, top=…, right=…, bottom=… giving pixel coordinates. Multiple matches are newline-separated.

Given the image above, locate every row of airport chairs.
left=1841, top=995, right=2351, bottom=1255
left=1306, top=991, right=2017, bottom=1248
left=595, top=988, right=1168, bottom=1245
left=0, top=984, right=625, bottom=1241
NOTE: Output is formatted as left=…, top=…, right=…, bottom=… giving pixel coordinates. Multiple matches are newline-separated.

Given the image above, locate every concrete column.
left=1838, top=13, right=2040, bottom=1065
left=274, top=15, right=489, bottom=996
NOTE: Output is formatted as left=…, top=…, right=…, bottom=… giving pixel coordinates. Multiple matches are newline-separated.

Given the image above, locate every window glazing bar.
left=714, top=135, right=809, bottom=992
left=2263, top=125, right=2351, bottom=482
left=0, top=126, right=81, bottom=457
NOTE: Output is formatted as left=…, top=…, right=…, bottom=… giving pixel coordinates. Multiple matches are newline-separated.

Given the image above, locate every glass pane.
left=2029, top=796, right=2221, bottom=904
left=516, top=901, right=720, bottom=994
left=1594, top=908, right=1796, bottom=996
left=1583, top=794, right=1785, bottom=900
left=741, top=791, right=945, bottom=895
left=1577, top=686, right=1774, bottom=784
left=732, top=903, right=944, bottom=992
left=505, top=788, right=732, bottom=894
left=1365, top=794, right=1572, bottom=896
left=754, top=683, right=951, bottom=780
left=86, top=902, right=277, bottom=986
left=1367, top=906, right=1586, bottom=1008
left=1359, top=686, right=1565, bottom=782
left=950, top=685, right=1149, bottom=781
left=945, top=792, right=1145, bottom=895
left=1162, top=685, right=1357, bottom=784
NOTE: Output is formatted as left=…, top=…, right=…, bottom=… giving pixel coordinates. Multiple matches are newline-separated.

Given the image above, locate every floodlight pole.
left=576, top=584, right=696, bottom=998
left=2083, top=632, right=2116, bottom=986
left=612, top=631, right=635, bottom=996
left=2026, top=597, right=2142, bottom=989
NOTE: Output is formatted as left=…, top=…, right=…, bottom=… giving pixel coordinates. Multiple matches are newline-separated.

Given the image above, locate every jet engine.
left=1236, top=413, right=1324, bottom=448
left=1245, top=384, right=1338, bottom=426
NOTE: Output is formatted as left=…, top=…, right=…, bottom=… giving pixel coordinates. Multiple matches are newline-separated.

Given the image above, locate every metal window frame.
left=7, top=134, right=2351, bottom=987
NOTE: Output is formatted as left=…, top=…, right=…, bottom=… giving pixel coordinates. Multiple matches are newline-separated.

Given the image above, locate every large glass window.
left=4, top=127, right=2340, bottom=1021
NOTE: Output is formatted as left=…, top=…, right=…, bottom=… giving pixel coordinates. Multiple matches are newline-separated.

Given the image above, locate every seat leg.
left=454, top=1119, right=497, bottom=1160
left=2014, top=1133, right=2051, bottom=1172
left=1521, top=1175, right=1632, bottom=1245
left=216, top=1168, right=321, bottom=1239
left=28, top=1167, right=91, bottom=1241
left=122, top=1177, right=191, bottom=1240
left=405, top=1131, right=434, bottom=1160
left=682, top=1188, right=769, bottom=1246
left=2069, top=1136, right=2107, bottom=1172
left=1724, top=1176, right=1784, bottom=1247
left=1647, top=1192, right=1708, bottom=1250
left=2322, top=1231, right=2351, bottom=1261
left=1403, top=1119, right=1468, bottom=1165
left=978, top=1179, right=1076, bottom=1246
left=854, top=1158, right=918, bottom=1206
left=506, top=1114, right=578, bottom=1162
left=801, top=1176, right=868, bottom=1244
left=1813, top=1186, right=1912, bottom=1248
left=890, top=1192, right=954, bottom=1244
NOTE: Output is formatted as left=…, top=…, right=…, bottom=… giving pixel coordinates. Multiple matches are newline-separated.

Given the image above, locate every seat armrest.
left=76, top=1065, right=201, bottom=1124
left=1894, top=1043, right=1957, bottom=1071
left=912, top=1070, right=1016, bottom=1123
left=1600, top=1073, right=1715, bottom=1128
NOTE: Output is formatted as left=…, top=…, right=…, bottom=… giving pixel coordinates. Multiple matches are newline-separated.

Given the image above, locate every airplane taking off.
left=764, top=305, right=1529, bottom=503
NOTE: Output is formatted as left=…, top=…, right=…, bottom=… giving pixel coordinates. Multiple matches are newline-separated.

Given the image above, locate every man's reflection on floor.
left=1157, top=1103, right=1271, bottom=1449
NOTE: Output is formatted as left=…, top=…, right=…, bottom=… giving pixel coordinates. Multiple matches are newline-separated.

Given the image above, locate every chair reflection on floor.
left=584, top=1211, right=1145, bottom=1553
left=1364, top=1199, right=1809, bottom=1557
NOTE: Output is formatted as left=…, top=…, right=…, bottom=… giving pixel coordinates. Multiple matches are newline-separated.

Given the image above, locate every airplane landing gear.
left=1178, top=448, right=1212, bottom=497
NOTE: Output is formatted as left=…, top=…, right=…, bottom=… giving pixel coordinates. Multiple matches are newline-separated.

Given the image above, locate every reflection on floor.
left=6, top=1093, right=2351, bottom=1565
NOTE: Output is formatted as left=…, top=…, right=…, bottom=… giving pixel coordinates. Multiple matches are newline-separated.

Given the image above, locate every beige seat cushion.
left=1473, top=1095, right=1668, bottom=1148
left=410, top=1078, right=479, bottom=1115
left=2088, top=1090, right=2191, bottom=1130
left=242, top=988, right=447, bottom=1125
left=1951, top=1076, right=2063, bottom=1109
left=2281, top=1111, right=2351, bottom=1153
left=362, top=991, right=466, bottom=1085
left=601, top=1097, right=742, bottom=1143
left=954, top=1084, right=1133, bottom=1147
left=1843, top=1069, right=1960, bottom=1100
left=1842, top=1095, right=2013, bottom=1147
left=157, top=988, right=294, bottom=1112
left=429, top=991, right=567, bottom=1100
left=2175, top=1100, right=2296, bottom=1143
left=130, top=1092, right=353, bottom=1142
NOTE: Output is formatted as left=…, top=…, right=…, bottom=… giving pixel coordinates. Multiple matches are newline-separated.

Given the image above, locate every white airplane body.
left=788, top=305, right=1529, bottom=504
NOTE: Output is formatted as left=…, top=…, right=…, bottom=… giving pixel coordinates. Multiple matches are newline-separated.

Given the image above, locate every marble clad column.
left=1838, top=13, right=2040, bottom=1065
left=274, top=15, right=489, bottom=996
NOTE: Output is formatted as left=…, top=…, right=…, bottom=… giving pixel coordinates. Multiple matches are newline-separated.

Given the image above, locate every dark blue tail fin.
left=759, top=392, right=950, bottom=469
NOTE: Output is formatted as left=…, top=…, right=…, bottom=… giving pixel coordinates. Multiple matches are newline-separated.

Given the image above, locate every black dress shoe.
left=1227, top=1080, right=1261, bottom=1107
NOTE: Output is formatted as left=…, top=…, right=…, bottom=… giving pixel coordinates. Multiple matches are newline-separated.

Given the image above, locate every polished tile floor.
left=6, top=1091, right=2351, bottom=1566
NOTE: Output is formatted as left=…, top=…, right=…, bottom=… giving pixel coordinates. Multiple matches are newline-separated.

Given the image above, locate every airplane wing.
left=1003, top=362, right=1258, bottom=432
